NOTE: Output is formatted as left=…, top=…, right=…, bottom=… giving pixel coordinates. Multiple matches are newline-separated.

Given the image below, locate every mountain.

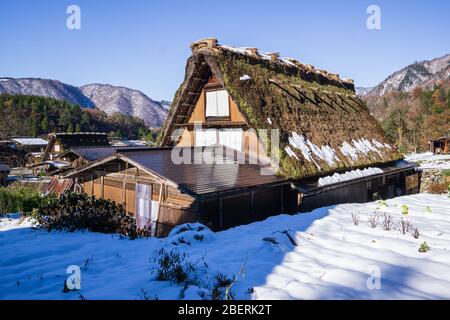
left=360, top=54, right=450, bottom=153
left=0, top=78, right=168, bottom=128
left=0, top=78, right=95, bottom=108
left=355, top=86, right=374, bottom=96
left=80, top=84, right=167, bottom=128
left=364, top=54, right=450, bottom=98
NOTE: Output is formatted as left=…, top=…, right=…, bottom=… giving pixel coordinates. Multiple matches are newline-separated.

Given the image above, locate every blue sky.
left=0, top=0, right=449, bottom=100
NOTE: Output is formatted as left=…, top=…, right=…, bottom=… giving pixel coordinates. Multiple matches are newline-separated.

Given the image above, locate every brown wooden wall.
left=78, top=162, right=198, bottom=236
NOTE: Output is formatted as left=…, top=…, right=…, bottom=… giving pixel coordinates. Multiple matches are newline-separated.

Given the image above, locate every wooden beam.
left=100, top=175, right=104, bottom=198
left=122, top=176, right=127, bottom=206
left=155, top=183, right=164, bottom=237
left=90, top=173, right=94, bottom=196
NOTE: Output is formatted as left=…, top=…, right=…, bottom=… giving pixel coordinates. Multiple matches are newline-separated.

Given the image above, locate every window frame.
left=204, top=85, right=231, bottom=121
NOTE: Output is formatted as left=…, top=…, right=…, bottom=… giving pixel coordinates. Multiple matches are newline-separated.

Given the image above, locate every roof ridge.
left=190, top=38, right=354, bottom=86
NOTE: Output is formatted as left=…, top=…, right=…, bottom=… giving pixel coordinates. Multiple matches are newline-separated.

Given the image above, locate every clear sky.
left=0, top=0, right=449, bottom=101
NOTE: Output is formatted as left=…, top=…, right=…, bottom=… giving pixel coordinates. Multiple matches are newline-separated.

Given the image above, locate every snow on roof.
left=12, top=138, right=48, bottom=146
left=318, top=167, right=383, bottom=187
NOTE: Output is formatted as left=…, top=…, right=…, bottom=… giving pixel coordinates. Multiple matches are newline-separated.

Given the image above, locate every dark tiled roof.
left=68, top=146, right=152, bottom=162
left=118, top=146, right=287, bottom=195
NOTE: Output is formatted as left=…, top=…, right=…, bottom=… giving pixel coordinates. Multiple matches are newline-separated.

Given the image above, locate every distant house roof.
left=43, top=132, right=110, bottom=160
left=112, top=140, right=148, bottom=147
left=58, top=146, right=152, bottom=162
left=51, top=132, right=110, bottom=148
left=64, top=146, right=287, bottom=197
left=0, top=162, right=11, bottom=172
left=12, top=138, right=48, bottom=146
left=159, top=38, right=402, bottom=179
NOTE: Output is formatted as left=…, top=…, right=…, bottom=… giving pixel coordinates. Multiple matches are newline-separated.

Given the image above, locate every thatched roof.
left=159, top=38, right=402, bottom=179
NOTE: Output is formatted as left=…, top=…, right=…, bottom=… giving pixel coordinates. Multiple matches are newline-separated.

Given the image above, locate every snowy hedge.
left=33, top=192, right=148, bottom=239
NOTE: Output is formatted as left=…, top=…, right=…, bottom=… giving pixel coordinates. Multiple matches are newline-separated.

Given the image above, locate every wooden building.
left=64, top=39, right=419, bottom=236
left=11, top=138, right=48, bottom=153
left=429, top=134, right=449, bottom=154
left=64, top=146, right=294, bottom=236
left=43, top=132, right=110, bottom=161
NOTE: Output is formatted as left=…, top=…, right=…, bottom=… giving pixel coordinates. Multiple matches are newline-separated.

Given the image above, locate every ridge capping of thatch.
left=189, top=38, right=355, bottom=90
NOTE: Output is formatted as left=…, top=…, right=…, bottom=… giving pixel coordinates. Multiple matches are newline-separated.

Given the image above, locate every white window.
left=219, top=129, right=243, bottom=151
left=195, top=129, right=218, bottom=146
left=206, top=89, right=230, bottom=117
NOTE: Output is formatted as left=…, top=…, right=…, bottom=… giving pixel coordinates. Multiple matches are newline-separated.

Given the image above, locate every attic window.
left=205, top=89, right=230, bottom=118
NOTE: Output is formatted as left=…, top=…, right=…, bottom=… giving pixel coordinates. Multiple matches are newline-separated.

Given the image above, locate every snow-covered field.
left=405, top=152, right=450, bottom=170
left=1, top=194, right=449, bottom=300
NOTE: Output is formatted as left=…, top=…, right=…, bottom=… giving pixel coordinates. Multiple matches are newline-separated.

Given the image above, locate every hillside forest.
left=364, top=80, right=450, bottom=153
left=0, top=94, right=157, bottom=142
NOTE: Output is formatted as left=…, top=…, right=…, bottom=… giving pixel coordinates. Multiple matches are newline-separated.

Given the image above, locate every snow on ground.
left=405, top=152, right=450, bottom=170
left=1, top=194, right=450, bottom=300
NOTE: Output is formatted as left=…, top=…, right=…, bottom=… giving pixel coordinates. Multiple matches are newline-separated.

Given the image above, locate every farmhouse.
left=43, top=132, right=110, bottom=161
left=64, top=39, right=418, bottom=236
left=64, top=146, right=293, bottom=236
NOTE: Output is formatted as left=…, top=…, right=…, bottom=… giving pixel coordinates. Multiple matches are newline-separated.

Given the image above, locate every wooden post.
left=154, top=183, right=164, bottom=237
left=90, top=173, right=94, bottom=196
left=122, top=176, right=127, bottom=206
left=100, top=176, right=104, bottom=198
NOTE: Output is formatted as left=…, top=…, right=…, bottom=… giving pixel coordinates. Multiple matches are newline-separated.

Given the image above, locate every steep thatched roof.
left=159, top=38, right=402, bottom=179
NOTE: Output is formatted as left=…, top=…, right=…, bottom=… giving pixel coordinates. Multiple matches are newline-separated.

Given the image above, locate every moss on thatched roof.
left=159, top=38, right=402, bottom=179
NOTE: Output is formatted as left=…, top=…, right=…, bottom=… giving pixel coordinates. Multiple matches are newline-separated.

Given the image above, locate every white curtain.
left=135, top=183, right=151, bottom=231
left=219, top=129, right=243, bottom=151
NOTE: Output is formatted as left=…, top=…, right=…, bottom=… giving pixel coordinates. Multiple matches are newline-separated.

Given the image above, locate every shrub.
left=0, top=183, right=45, bottom=214
left=401, top=205, right=409, bottom=215
left=153, top=248, right=199, bottom=286
left=412, top=228, right=420, bottom=239
left=211, top=273, right=235, bottom=300
left=368, top=212, right=381, bottom=228
left=419, top=241, right=430, bottom=253
left=351, top=213, right=360, bottom=226
left=396, top=217, right=413, bottom=235
left=33, top=192, right=144, bottom=239
left=382, top=213, right=394, bottom=231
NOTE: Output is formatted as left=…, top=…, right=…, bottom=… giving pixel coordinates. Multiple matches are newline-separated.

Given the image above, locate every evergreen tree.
left=67, top=123, right=74, bottom=133
left=41, top=115, right=49, bottom=133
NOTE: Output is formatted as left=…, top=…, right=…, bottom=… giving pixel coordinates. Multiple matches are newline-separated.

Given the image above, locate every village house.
left=11, top=137, right=48, bottom=154
left=63, top=39, right=418, bottom=236
left=429, top=132, right=449, bottom=154
left=43, top=132, right=110, bottom=161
